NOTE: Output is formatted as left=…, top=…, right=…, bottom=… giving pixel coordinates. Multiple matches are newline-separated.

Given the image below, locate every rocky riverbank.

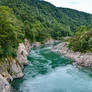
left=0, top=39, right=32, bottom=92
left=52, top=42, right=92, bottom=67
left=0, top=38, right=56, bottom=92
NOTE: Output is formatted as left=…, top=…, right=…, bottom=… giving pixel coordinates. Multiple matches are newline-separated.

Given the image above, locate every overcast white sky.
left=44, top=0, right=92, bottom=14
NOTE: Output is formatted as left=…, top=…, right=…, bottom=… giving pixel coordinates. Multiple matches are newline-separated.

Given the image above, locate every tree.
left=0, top=6, right=24, bottom=57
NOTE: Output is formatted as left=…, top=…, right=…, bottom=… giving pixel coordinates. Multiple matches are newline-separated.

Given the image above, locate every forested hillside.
left=0, top=6, right=24, bottom=58
left=1, top=0, right=92, bottom=39
left=0, top=0, right=92, bottom=58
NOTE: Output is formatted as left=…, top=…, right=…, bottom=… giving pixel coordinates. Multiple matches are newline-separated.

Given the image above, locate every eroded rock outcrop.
left=0, top=74, right=11, bottom=92
left=45, top=38, right=55, bottom=45
left=32, top=42, right=41, bottom=48
left=17, top=43, right=29, bottom=66
left=0, top=39, right=32, bottom=92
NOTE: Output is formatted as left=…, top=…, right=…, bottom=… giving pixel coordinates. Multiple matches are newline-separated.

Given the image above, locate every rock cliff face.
left=0, top=39, right=32, bottom=92
left=52, top=42, right=92, bottom=67
left=0, top=74, right=12, bottom=92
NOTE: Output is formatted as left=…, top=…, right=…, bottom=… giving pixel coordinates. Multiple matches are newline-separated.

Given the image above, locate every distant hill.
left=1, top=0, right=92, bottom=39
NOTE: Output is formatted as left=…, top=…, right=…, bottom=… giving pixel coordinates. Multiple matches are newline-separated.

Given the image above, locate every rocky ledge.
left=52, top=42, right=92, bottom=67
left=0, top=39, right=32, bottom=92
left=0, top=74, right=12, bottom=92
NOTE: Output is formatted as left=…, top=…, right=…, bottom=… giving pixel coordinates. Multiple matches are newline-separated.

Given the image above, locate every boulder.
left=0, top=74, right=11, bottom=92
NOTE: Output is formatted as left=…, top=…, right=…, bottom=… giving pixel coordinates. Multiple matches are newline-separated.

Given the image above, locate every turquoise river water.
left=12, top=44, right=92, bottom=92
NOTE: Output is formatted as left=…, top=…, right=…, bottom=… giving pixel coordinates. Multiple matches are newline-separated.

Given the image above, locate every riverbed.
left=12, top=44, right=92, bottom=92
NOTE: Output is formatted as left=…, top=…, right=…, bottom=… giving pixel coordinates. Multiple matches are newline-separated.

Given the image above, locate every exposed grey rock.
left=12, top=39, right=32, bottom=78
left=17, top=43, right=29, bottom=66
left=0, top=74, right=11, bottom=92
left=11, top=59, right=24, bottom=78
left=24, top=39, right=32, bottom=53
left=0, top=39, right=32, bottom=92
left=45, top=38, right=55, bottom=45
left=32, top=42, right=41, bottom=47
left=2, top=72, right=13, bottom=83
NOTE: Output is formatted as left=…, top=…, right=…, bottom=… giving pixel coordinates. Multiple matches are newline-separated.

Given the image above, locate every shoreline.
left=52, top=42, right=92, bottom=67
left=0, top=38, right=56, bottom=92
left=0, top=39, right=32, bottom=92
left=1, top=40, right=91, bottom=92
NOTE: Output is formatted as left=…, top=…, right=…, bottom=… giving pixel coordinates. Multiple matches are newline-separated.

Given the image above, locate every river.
left=12, top=44, right=92, bottom=92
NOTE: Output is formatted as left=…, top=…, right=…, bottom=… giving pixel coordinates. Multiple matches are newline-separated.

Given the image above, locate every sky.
left=44, top=0, right=92, bottom=14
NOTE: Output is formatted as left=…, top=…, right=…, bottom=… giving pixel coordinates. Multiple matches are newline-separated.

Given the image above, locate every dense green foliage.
left=1, top=0, right=92, bottom=39
left=0, top=6, right=25, bottom=56
left=69, top=25, right=92, bottom=52
left=0, top=6, right=24, bottom=57
left=0, top=0, right=92, bottom=58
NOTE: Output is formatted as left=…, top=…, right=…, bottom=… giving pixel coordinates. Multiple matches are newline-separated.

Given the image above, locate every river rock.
left=17, top=43, right=29, bottom=66
left=24, top=39, right=32, bottom=53
left=45, top=38, right=55, bottom=45
left=32, top=42, right=41, bottom=47
left=0, top=74, right=11, bottom=92
left=11, top=59, right=24, bottom=78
